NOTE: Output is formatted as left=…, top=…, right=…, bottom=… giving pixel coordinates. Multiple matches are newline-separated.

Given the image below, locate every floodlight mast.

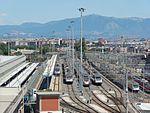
left=79, top=8, right=85, bottom=73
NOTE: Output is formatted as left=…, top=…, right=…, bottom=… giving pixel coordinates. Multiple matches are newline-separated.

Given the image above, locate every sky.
left=0, top=0, right=150, bottom=25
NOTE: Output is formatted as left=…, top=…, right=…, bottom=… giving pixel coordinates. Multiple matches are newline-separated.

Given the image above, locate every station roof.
left=0, top=62, right=29, bottom=86
left=0, top=55, right=16, bottom=64
left=0, top=87, right=21, bottom=113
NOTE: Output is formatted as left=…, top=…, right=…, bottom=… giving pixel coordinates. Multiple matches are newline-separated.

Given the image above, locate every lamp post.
left=66, top=28, right=70, bottom=59
left=79, top=7, right=85, bottom=96
left=70, top=20, right=75, bottom=73
left=79, top=8, right=85, bottom=70
left=68, top=26, right=71, bottom=59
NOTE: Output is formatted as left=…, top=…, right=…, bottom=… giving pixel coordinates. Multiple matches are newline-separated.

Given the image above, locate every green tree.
left=40, top=44, right=50, bottom=55
left=13, top=45, right=35, bottom=50
left=0, top=43, right=8, bottom=55
left=75, top=38, right=87, bottom=52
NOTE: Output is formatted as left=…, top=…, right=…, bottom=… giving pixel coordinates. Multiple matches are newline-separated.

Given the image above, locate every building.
left=36, top=91, right=61, bottom=113
left=98, top=38, right=107, bottom=44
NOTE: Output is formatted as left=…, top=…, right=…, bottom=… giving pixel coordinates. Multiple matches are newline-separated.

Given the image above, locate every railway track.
left=83, top=60, right=127, bottom=112
left=101, top=77, right=126, bottom=111
left=61, top=64, right=99, bottom=113
left=99, top=86, right=123, bottom=112
left=92, top=64, right=127, bottom=112
left=67, top=84, right=99, bottom=113
left=82, top=62, right=125, bottom=112
left=62, top=58, right=135, bottom=113
left=84, top=87, right=119, bottom=113
left=60, top=98, right=86, bottom=113
left=86, top=57, right=140, bottom=113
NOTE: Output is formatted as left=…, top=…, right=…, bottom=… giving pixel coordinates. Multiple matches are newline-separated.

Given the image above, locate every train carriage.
left=54, top=67, right=61, bottom=75
left=83, top=74, right=90, bottom=86
left=128, top=81, right=139, bottom=92
left=91, top=74, right=102, bottom=85
left=65, top=75, right=74, bottom=84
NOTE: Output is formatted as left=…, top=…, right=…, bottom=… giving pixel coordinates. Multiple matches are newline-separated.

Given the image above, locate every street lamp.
left=68, top=26, right=71, bottom=59
left=70, top=20, right=75, bottom=73
left=79, top=8, right=85, bottom=96
left=79, top=8, right=85, bottom=69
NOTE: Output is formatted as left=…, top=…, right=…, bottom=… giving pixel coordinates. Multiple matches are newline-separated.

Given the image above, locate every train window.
left=84, top=76, right=89, bottom=81
left=133, top=84, right=139, bottom=88
left=136, top=103, right=141, bottom=105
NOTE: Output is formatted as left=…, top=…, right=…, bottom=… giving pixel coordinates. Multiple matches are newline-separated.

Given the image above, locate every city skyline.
left=0, top=0, right=150, bottom=25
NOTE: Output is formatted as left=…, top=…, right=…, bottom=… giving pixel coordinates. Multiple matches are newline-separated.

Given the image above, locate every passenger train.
left=128, top=81, right=139, bottom=92
left=65, top=75, right=74, bottom=84
left=134, top=77, right=150, bottom=93
left=63, top=65, right=74, bottom=84
left=54, top=66, right=61, bottom=75
left=91, top=74, right=102, bottom=85
left=83, top=74, right=90, bottom=86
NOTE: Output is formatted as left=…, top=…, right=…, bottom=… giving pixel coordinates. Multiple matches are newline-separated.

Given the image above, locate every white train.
left=128, top=81, right=139, bottom=92
left=65, top=75, right=74, bottom=84
left=91, top=74, right=102, bottom=85
left=54, top=66, right=61, bottom=75
left=64, top=68, right=74, bottom=84
left=83, top=75, right=90, bottom=86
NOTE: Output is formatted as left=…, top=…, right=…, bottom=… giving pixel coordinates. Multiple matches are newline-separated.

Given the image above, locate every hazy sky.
left=0, top=0, right=149, bottom=25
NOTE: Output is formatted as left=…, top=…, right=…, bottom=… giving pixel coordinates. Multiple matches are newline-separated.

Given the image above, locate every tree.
left=0, top=43, right=8, bottom=55
left=13, top=45, right=35, bottom=50
left=75, top=37, right=87, bottom=52
left=40, top=44, right=51, bottom=55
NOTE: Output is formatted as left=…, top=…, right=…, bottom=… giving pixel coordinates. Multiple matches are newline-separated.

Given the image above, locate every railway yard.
left=57, top=52, right=150, bottom=113
left=1, top=52, right=150, bottom=113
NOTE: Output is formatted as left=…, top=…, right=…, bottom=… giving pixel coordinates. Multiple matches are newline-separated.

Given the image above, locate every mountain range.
left=0, top=14, right=150, bottom=39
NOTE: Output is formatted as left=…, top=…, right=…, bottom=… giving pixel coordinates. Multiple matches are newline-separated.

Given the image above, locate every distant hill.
left=0, top=14, right=150, bottom=39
